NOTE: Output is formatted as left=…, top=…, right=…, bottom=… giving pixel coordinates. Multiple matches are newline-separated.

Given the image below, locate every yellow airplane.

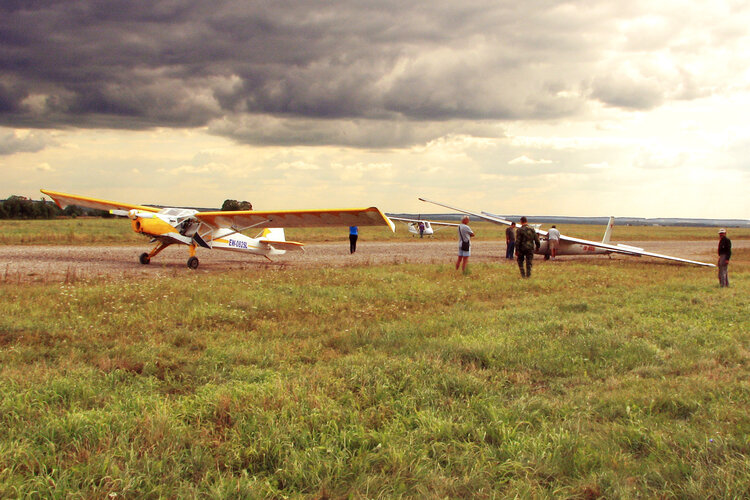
left=41, top=189, right=395, bottom=269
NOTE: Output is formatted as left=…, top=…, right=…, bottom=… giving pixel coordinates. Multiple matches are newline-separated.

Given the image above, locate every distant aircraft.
left=388, top=216, right=459, bottom=237
left=419, top=198, right=715, bottom=267
left=42, top=189, right=395, bottom=268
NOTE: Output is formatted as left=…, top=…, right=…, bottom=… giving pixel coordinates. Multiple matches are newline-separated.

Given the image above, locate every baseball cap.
left=718, top=228, right=726, bottom=234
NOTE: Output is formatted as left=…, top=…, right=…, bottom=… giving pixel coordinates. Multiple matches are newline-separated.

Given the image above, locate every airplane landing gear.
left=140, top=241, right=171, bottom=265
left=187, top=256, right=199, bottom=269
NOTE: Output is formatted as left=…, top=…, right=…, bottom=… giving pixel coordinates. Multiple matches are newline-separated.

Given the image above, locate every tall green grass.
left=0, top=255, right=748, bottom=497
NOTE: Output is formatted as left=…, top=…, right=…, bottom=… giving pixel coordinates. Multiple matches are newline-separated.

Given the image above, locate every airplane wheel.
left=139, top=252, right=150, bottom=265
left=187, top=256, right=199, bottom=269
left=544, top=254, right=550, bottom=261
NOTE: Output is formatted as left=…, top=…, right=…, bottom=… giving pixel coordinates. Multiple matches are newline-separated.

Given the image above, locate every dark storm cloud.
left=0, top=0, right=734, bottom=147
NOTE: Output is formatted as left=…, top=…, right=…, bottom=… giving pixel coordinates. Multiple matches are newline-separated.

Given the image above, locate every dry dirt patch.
left=0, top=239, right=734, bottom=283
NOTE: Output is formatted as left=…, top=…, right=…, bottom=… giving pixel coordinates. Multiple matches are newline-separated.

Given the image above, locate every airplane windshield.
left=159, top=208, right=197, bottom=217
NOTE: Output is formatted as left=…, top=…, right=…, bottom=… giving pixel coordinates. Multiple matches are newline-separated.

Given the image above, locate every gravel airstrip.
left=1, top=239, right=739, bottom=283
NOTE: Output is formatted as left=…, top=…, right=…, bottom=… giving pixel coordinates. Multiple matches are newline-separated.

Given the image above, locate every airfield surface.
left=1, top=239, right=740, bottom=282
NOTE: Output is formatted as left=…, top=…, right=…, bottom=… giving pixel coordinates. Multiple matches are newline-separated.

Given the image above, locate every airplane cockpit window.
left=160, top=208, right=197, bottom=218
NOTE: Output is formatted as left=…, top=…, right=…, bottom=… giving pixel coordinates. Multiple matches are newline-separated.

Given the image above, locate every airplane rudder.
left=268, top=228, right=286, bottom=241
left=602, top=216, right=615, bottom=243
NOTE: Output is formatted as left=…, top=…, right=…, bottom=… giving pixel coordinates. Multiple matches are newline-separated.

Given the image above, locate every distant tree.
left=221, top=199, right=252, bottom=211
left=3, top=196, right=29, bottom=218
left=90, top=208, right=114, bottom=218
left=63, top=205, right=84, bottom=217
left=41, top=200, right=63, bottom=218
left=221, top=199, right=239, bottom=211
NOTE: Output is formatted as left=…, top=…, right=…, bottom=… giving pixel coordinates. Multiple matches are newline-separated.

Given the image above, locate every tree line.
left=0, top=196, right=97, bottom=219
left=0, top=196, right=253, bottom=219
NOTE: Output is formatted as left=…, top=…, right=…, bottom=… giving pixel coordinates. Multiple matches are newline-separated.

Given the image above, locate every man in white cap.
left=717, top=229, right=731, bottom=287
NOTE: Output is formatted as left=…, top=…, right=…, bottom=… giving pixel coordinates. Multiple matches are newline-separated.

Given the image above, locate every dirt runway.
left=1, top=239, right=737, bottom=283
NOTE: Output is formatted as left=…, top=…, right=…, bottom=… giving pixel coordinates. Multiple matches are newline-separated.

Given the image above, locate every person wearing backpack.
left=515, top=216, right=540, bottom=278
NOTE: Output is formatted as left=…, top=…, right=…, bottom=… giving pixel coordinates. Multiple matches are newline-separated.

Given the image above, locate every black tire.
left=139, top=252, right=150, bottom=265
left=187, top=256, right=199, bottom=269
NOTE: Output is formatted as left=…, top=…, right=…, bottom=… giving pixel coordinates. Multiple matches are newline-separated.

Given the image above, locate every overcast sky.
left=1, top=0, right=749, bottom=218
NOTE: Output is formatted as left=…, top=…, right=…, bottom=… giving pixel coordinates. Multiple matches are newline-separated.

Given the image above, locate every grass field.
left=0, top=228, right=748, bottom=497
left=1, top=217, right=748, bottom=245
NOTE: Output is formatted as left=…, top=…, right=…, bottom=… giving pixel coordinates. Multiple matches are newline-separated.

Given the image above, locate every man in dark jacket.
left=718, top=228, right=731, bottom=287
left=515, top=216, right=540, bottom=278
left=505, top=223, right=516, bottom=259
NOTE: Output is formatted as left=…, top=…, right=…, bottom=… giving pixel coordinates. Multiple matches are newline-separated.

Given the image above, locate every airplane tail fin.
left=602, top=216, right=615, bottom=243
left=259, top=228, right=286, bottom=241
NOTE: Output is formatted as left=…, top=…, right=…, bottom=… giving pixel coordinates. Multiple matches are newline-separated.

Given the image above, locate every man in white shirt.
left=456, top=216, right=475, bottom=272
left=547, top=225, right=561, bottom=259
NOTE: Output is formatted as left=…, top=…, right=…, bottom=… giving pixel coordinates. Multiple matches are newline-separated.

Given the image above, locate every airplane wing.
left=557, top=234, right=715, bottom=267
left=421, top=197, right=714, bottom=267
left=196, top=207, right=395, bottom=232
left=388, top=216, right=459, bottom=227
left=418, top=197, right=548, bottom=234
left=482, top=212, right=541, bottom=230
left=41, top=189, right=161, bottom=214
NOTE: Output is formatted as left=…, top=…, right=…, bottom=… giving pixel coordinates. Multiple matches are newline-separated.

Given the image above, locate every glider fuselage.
left=538, top=239, right=610, bottom=257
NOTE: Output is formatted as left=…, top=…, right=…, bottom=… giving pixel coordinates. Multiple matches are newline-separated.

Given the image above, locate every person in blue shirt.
left=349, top=226, right=358, bottom=254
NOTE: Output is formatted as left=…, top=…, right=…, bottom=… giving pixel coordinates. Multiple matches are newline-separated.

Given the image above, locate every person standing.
left=547, top=225, right=561, bottom=259
left=456, top=216, right=475, bottom=272
left=515, top=216, right=540, bottom=278
left=349, top=226, right=358, bottom=254
left=718, top=228, right=731, bottom=287
left=418, top=221, right=425, bottom=238
left=505, top=222, right=516, bottom=259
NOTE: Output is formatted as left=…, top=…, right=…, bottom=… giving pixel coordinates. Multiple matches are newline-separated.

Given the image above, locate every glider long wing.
left=41, top=189, right=160, bottom=213
left=555, top=234, right=715, bottom=267
left=196, top=207, right=395, bottom=232
left=418, top=197, right=534, bottom=231
left=420, top=197, right=714, bottom=267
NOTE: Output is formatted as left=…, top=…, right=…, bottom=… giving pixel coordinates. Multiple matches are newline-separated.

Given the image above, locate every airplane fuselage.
left=128, top=208, right=294, bottom=265
left=210, top=228, right=290, bottom=257
left=406, top=222, right=434, bottom=236
left=537, top=238, right=610, bottom=257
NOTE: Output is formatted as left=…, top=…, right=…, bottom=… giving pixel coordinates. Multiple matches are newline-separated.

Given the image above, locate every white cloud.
left=633, top=148, right=690, bottom=170
left=35, top=162, right=54, bottom=172
left=159, top=162, right=232, bottom=175
left=275, top=161, right=320, bottom=171
left=3, top=1, right=750, bottom=218
left=508, top=155, right=553, bottom=165
left=585, top=162, right=611, bottom=169
left=0, top=129, right=57, bottom=155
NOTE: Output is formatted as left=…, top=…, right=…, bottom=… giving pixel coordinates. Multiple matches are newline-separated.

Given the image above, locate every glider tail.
left=602, top=216, right=615, bottom=244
